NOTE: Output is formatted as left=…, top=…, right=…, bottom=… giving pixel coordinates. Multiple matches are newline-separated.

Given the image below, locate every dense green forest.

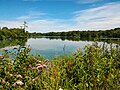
left=42, top=28, right=120, bottom=38
left=0, top=27, right=120, bottom=40
left=0, top=27, right=27, bottom=40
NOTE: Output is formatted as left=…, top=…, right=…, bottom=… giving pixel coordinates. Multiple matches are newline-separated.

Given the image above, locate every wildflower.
left=16, top=80, right=24, bottom=85
left=43, top=64, right=47, bottom=68
left=59, top=87, right=63, bottom=90
left=0, top=55, right=4, bottom=59
left=3, top=48, right=8, bottom=52
left=29, top=64, right=32, bottom=68
left=44, top=59, right=49, bottom=64
left=36, top=64, right=41, bottom=66
left=9, top=73, right=13, bottom=77
left=2, top=79, right=6, bottom=84
left=0, top=65, right=4, bottom=68
left=37, top=64, right=47, bottom=69
left=0, top=86, right=3, bottom=89
left=12, top=80, right=24, bottom=86
left=37, top=65, right=44, bottom=69
left=12, top=83, right=16, bottom=87
left=32, top=77, right=38, bottom=81
left=33, top=58, right=37, bottom=60
left=45, top=59, right=49, bottom=62
left=16, top=74, right=23, bottom=78
left=37, top=60, right=42, bottom=63
left=32, top=67, right=36, bottom=70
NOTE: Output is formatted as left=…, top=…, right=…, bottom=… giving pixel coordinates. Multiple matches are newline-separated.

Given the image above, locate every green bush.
left=0, top=44, right=120, bottom=90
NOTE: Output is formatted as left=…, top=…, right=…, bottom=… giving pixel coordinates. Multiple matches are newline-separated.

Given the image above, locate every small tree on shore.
left=23, top=21, right=28, bottom=31
left=20, top=26, right=23, bottom=29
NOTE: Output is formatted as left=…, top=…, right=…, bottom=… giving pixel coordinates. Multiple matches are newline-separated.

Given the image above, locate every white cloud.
left=0, top=2, right=120, bottom=32
left=17, top=11, right=46, bottom=20
left=28, top=19, right=72, bottom=32
left=72, top=2, right=120, bottom=30
left=0, top=19, right=71, bottom=33
left=0, top=20, right=22, bottom=28
left=17, top=16, right=30, bottom=20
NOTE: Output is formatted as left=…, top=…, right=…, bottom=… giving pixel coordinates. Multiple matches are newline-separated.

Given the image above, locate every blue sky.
left=0, top=0, right=120, bottom=32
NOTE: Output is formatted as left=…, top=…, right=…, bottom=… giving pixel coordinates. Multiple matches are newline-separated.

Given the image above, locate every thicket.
left=0, top=27, right=26, bottom=40
left=0, top=44, right=120, bottom=89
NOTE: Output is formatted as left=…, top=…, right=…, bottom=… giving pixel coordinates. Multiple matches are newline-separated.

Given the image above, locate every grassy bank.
left=0, top=44, right=120, bottom=90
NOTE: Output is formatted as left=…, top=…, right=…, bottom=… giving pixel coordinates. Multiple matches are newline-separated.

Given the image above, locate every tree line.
left=0, top=21, right=28, bottom=40
left=0, top=27, right=27, bottom=40
left=42, top=28, right=120, bottom=38
left=0, top=27, right=120, bottom=40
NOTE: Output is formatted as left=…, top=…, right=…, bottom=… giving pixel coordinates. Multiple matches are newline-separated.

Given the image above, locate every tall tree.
left=23, top=21, right=28, bottom=31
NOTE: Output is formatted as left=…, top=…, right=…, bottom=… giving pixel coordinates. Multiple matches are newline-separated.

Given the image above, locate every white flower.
left=32, top=77, right=38, bottom=81
left=16, top=74, right=23, bottom=78
left=15, top=80, right=24, bottom=86
left=59, top=87, right=63, bottom=90
left=37, top=60, right=42, bottom=63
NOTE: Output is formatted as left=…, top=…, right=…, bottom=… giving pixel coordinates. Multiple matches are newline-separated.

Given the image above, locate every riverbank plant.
left=0, top=43, right=120, bottom=90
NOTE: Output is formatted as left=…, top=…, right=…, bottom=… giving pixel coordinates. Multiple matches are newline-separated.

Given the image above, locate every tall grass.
left=0, top=44, right=120, bottom=90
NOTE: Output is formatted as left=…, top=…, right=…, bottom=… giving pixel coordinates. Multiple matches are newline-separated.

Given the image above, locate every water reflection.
left=26, top=37, right=119, bottom=59
left=32, top=36, right=120, bottom=44
left=0, top=37, right=119, bottom=59
left=0, top=38, right=27, bottom=50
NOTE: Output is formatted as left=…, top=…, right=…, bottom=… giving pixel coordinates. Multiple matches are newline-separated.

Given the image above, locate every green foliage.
left=0, top=38, right=27, bottom=49
left=0, top=44, right=120, bottom=89
left=0, top=27, right=28, bottom=40
left=42, top=28, right=120, bottom=38
left=0, top=27, right=120, bottom=41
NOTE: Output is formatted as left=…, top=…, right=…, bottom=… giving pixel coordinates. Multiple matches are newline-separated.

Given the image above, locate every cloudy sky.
left=0, top=0, right=120, bottom=32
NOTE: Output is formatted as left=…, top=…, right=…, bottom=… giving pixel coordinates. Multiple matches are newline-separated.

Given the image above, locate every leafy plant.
left=0, top=44, right=120, bottom=89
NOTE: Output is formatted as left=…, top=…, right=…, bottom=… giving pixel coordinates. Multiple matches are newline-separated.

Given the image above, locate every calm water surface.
left=0, top=37, right=118, bottom=59
left=26, top=38, right=102, bottom=59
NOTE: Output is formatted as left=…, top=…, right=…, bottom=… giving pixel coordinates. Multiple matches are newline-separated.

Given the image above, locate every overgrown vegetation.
left=0, top=44, right=120, bottom=89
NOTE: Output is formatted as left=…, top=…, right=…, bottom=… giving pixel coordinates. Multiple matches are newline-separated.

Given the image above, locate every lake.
left=0, top=37, right=119, bottom=59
